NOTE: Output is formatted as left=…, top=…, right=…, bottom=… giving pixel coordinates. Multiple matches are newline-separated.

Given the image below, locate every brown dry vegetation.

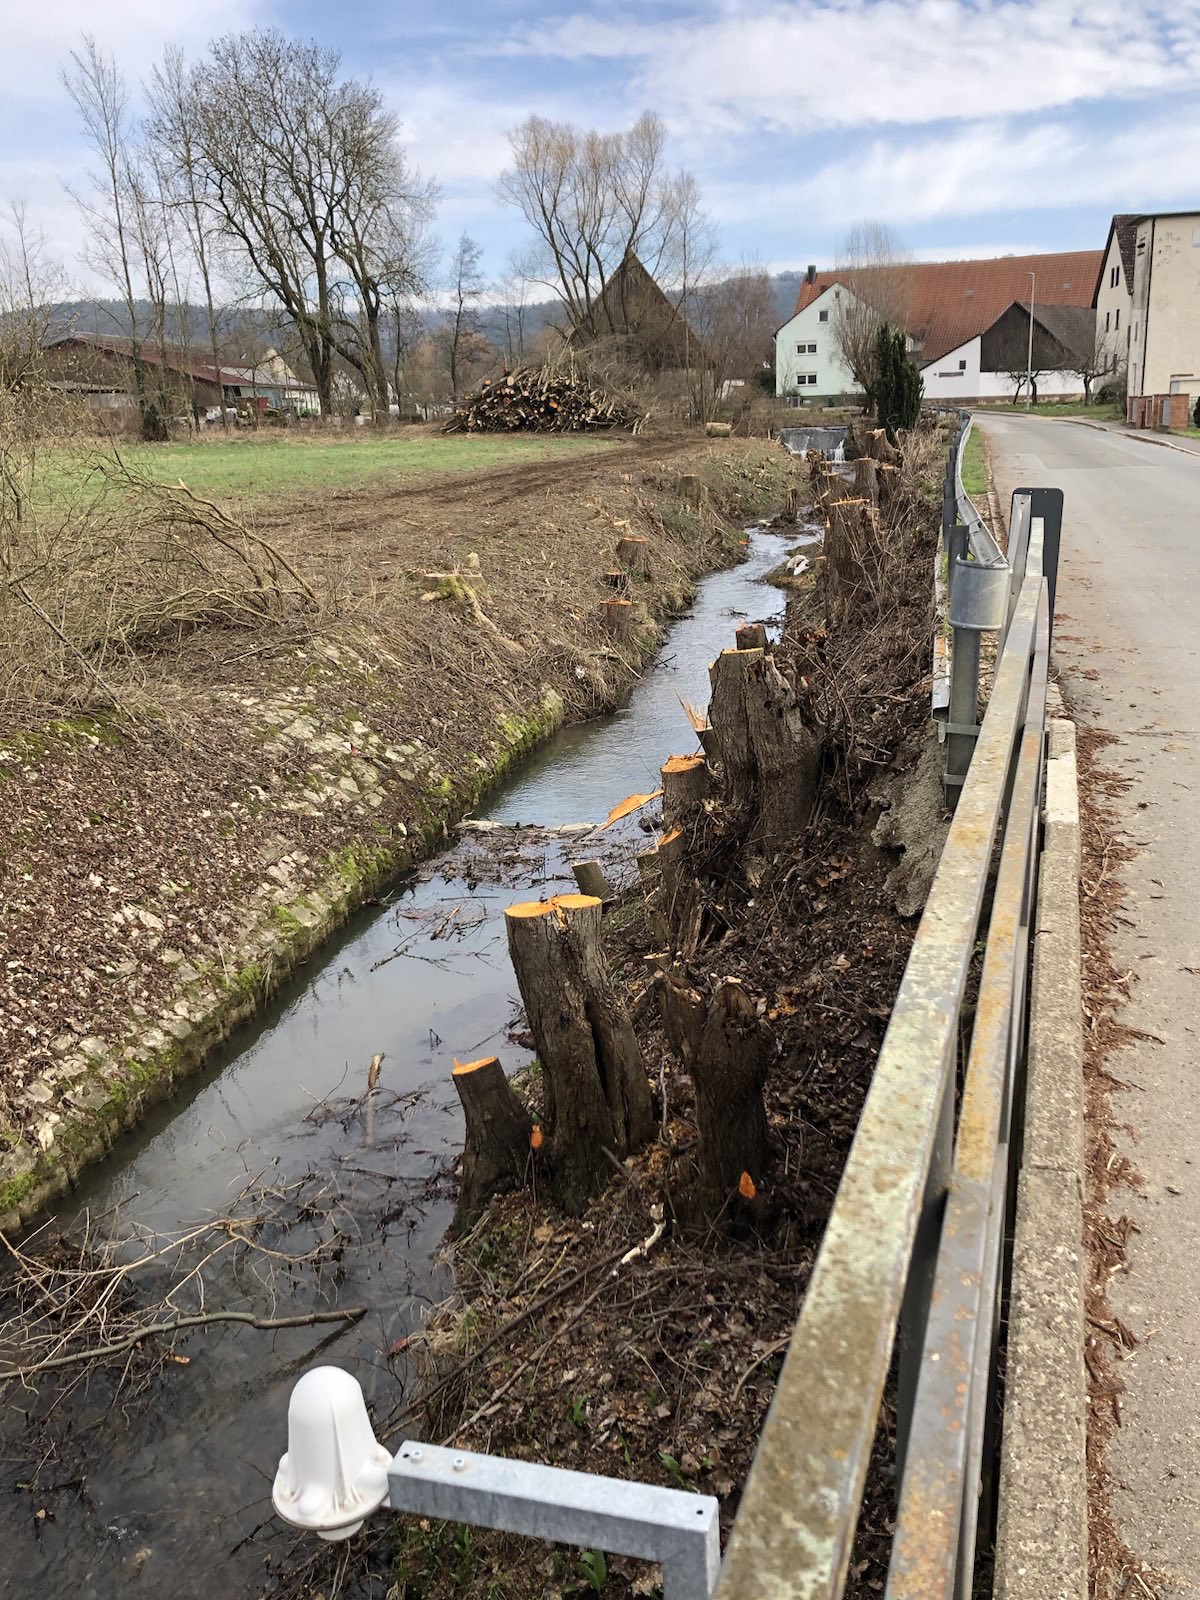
left=0, top=425, right=791, bottom=1169
left=261, top=419, right=951, bottom=1600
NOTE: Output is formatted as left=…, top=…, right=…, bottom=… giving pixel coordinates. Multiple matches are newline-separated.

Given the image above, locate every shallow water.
left=1, top=524, right=813, bottom=1597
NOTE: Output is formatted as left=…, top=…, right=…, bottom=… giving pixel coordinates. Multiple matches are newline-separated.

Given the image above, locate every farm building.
left=42, top=333, right=320, bottom=417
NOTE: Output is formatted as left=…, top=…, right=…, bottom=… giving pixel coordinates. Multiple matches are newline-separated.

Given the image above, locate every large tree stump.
left=661, top=754, right=712, bottom=828
left=616, top=535, right=650, bottom=577
left=603, top=598, right=633, bottom=638
left=708, top=646, right=821, bottom=851
left=605, top=568, right=629, bottom=593
left=868, top=427, right=899, bottom=465
left=450, top=1056, right=534, bottom=1234
left=504, top=894, right=654, bottom=1212
left=780, top=485, right=802, bottom=525
left=659, top=969, right=774, bottom=1211
left=824, top=497, right=883, bottom=625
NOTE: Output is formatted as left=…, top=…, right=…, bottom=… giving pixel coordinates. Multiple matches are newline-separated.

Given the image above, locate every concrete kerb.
left=995, top=715, right=1087, bottom=1600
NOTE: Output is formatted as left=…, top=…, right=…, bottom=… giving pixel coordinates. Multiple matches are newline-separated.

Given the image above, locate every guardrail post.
left=1013, top=487, right=1063, bottom=631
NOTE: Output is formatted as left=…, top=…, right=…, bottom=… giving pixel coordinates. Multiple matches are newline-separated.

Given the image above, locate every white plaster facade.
left=920, top=333, right=1084, bottom=401
left=1095, top=229, right=1133, bottom=373
left=774, top=286, right=861, bottom=401
left=1128, top=212, right=1200, bottom=406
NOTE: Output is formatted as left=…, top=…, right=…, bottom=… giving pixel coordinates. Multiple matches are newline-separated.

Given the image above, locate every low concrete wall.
left=994, top=716, right=1088, bottom=1600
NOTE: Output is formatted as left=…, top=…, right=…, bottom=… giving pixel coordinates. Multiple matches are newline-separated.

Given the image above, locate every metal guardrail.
left=714, top=480, right=1059, bottom=1600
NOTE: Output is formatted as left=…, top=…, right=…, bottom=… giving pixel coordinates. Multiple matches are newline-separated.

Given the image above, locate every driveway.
left=979, top=413, right=1200, bottom=1594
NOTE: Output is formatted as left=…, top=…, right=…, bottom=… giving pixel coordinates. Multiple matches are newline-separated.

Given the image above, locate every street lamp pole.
left=1025, top=270, right=1036, bottom=410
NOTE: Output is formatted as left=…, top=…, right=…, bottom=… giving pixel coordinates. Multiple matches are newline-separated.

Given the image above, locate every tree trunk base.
left=450, top=1056, right=534, bottom=1234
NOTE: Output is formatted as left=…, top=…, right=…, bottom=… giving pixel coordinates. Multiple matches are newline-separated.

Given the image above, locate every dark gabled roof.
left=1021, top=302, right=1096, bottom=352
left=44, top=332, right=318, bottom=392
left=791, top=250, right=1103, bottom=366
left=1095, top=214, right=1139, bottom=302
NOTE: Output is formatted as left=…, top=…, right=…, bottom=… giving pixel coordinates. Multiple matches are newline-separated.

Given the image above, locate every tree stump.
left=734, top=622, right=769, bottom=652
left=853, top=456, right=879, bottom=504
left=572, top=859, right=614, bottom=902
left=868, top=427, right=899, bottom=465
left=636, top=846, right=670, bottom=945
left=605, top=569, right=629, bottom=593
left=658, top=969, right=774, bottom=1211
left=708, top=646, right=821, bottom=851
left=603, top=598, right=633, bottom=638
left=450, top=1056, right=534, bottom=1234
left=504, top=894, right=654, bottom=1212
left=824, top=497, right=883, bottom=625
left=781, top=485, right=802, bottom=524
left=661, top=754, right=712, bottom=828
left=616, top=535, right=650, bottom=577
left=676, top=473, right=705, bottom=509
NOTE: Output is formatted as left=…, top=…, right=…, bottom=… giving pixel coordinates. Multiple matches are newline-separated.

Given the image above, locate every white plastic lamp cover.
left=272, top=1366, right=392, bottom=1540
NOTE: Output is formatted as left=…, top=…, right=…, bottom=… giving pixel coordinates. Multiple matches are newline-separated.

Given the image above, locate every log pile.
left=445, top=367, right=640, bottom=434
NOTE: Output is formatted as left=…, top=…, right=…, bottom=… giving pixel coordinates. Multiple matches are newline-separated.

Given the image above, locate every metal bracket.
left=949, top=559, right=1009, bottom=631
left=942, top=721, right=982, bottom=738
left=389, top=1441, right=721, bottom=1600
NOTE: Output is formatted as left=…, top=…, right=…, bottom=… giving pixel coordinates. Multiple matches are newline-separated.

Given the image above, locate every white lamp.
left=272, top=1366, right=392, bottom=1540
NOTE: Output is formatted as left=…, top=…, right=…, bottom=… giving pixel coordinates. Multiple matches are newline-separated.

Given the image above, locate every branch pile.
left=444, top=366, right=640, bottom=434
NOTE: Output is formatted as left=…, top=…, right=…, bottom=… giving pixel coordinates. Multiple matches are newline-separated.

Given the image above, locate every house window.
left=796, top=373, right=817, bottom=387
left=818, top=309, right=829, bottom=322
left=957, top=358, right=966, bottom=371
left=1110, top=265, right=1120, bottom=287
left=1115, top=308, right=1120, bottom=330
left=1193, top=228, right=1200, bottom=247
left=1105, top=311, right=1111, bottom=331
left=796, top=341, right=817, bottom=354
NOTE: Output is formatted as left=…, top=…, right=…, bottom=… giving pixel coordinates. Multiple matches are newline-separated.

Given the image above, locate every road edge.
left=994, top=713, right=1088, bottom=1600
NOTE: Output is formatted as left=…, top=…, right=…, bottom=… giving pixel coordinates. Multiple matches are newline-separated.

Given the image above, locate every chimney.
left=806, top=264, right=816, bottom=284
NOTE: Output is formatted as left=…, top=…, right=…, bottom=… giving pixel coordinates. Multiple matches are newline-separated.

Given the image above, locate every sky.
left=2, top=0, right=1198, bottom=296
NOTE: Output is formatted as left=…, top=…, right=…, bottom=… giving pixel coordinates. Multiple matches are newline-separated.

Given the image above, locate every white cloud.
left=488, top=0, right=1200, bottom=132
left=706, top=110, right=1200, bottom=231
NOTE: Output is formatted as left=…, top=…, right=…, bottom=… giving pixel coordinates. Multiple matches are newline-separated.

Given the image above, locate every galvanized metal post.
left=388, top=1442, right=721, bottom=1600
left=1013, top=486, right=1064, bottom=632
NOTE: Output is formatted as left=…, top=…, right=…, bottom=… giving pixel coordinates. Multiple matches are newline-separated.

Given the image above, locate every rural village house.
left=774, top=251, right=1102, bottom=404
left=1094, top=209, right=1200, bottom=425
left=42, top=333, right=321, bottom=418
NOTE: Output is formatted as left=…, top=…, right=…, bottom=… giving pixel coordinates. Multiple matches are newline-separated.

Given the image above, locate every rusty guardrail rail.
left=715, top=486, right=1058, bottom=1600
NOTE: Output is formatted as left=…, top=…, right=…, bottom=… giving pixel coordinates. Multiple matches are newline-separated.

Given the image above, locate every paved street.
left=980, top=414, right=1200, bottom=1593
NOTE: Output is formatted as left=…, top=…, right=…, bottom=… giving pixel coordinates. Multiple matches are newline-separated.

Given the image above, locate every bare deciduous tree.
left=498, top=112, right=697, bottom=343
left=62, top=36, right=167, bottom=439
left=439, top=233, right=487, bottom=401
left=0, top=205, right=70, bottom=393
left=689, top=265, right=777, bottom=420
left=831, top=220, right=913, bottom=406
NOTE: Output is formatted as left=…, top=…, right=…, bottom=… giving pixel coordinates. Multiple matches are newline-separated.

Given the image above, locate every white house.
left=1127, top=210, right=1200, bottom=412
left=776, top=252, right=1104, bottom=404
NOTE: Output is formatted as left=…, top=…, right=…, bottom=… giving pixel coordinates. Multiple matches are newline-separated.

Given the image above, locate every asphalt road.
left=980, top=414, right=1200, bottom=1594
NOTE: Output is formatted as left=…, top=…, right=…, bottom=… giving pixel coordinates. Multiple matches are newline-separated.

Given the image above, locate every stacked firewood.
left=444, top=366, right=640, bottom=433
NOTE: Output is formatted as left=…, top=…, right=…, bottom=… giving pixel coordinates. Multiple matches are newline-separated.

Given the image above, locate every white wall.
left=774, top=286, right=862, bottom=400
left=1130, top=213, right=1200, bottom=403
left=920, top=334, right=1083, bottom=400
left=1095, top=232, right=1132, bottom=376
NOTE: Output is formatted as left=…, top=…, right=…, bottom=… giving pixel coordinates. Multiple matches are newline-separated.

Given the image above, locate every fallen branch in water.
left=0, top=1305, right=367, bottom=1382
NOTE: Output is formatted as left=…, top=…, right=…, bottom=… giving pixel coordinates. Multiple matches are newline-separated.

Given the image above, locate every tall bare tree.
left=498, top=112, right=696, bottom=342
left=62, top=36, right=167, bottom=439
left=146, top=46, right=230, bottom=428
left=689, top=265, right=777, bottom=420
left=0, top=205, right=70, bottom=393
left=177, top=30, right=434, bottom=417
left=831, top=220, right=913, bottom=407
left=440, top=233, right=486, bottom=401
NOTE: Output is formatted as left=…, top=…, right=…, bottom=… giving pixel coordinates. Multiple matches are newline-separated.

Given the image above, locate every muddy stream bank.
left=2, top=523, right=816, bottom=1599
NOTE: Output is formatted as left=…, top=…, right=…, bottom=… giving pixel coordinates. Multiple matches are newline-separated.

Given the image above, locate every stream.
left=1, top=523, right=815, bottom=1599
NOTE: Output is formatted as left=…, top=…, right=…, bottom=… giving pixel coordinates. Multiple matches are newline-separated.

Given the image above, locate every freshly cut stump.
left=572, top=859, right=614, bottom=902
left=603, top=597, right=633, bottom=639
left=505, top=894, right=654, bottom=1213
left=450, top=1056, right=534, bottom=1234
left=735, top=622, right=769, bottom=653
left=708, top=646, right=821, bottom=851
left=616, top=535, right=651, bottom=577
left=661, top=754, right=712, bottom=828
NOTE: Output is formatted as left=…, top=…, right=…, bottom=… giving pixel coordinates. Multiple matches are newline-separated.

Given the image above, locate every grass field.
left=971, top=401, right=1123, bottom=420
left=76, top=429, right=619, bottom=502
left=960, top=426, right=989, bottom=499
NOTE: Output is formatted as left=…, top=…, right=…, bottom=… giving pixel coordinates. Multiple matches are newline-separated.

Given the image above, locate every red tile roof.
left=792, top=251, right=1104, bottom=366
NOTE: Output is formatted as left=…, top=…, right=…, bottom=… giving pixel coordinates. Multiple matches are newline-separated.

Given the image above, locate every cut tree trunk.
left=450, top=1056, right=534, bottom=1234
left=605, top=569, right=629, bottom=593
left=868, top=428, right=899, bottom=465
left=781, top=485, right=802, bottom=524
left=824, top=497, right=883, bottom=625
left=616, top=535, right=650, bottom=577
left=504, top=894, right=654, bottom=1212
left=708, top=645, right=821, bottom=851
left=735, top=622, right=769, bottom=652
left=658, top=968, right=774, bottom=1212
left=603, top=598, right=633, bottom=639
left=853, top=456, right=879, bottom=504
left=661, top=754, right=712, bottom=828
left=572, top=859, right=614, bottom=902
left=676, top=473, right=705, bottom=509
